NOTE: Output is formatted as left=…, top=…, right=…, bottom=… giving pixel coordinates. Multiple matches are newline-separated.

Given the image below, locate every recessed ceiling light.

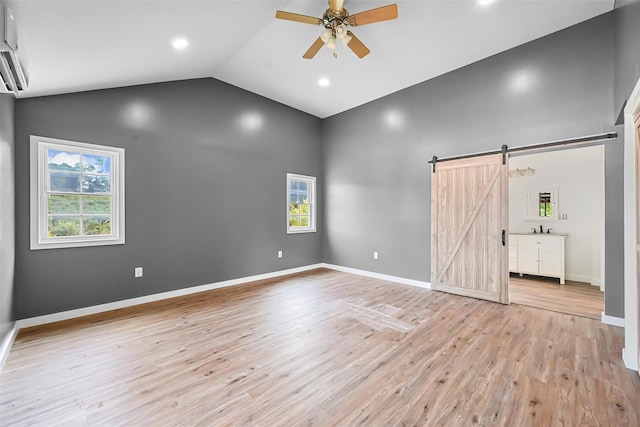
left=478, top=0, right=495, bottom=5
left=172, top=38, right=189, bottom=50
left=318, top=77, right=330, bottom=87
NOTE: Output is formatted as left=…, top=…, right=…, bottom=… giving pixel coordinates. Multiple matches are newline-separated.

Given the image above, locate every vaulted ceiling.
left=7, top=0, right=615, bottom=118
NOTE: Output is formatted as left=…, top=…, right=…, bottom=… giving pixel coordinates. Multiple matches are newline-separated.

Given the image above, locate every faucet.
left=540, top=225, right=543, bottom=234
left=531, top=227, right=537, bottom=234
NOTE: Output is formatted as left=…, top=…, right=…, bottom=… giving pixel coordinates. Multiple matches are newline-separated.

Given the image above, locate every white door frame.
left=623, top=76, right=640, bottom=372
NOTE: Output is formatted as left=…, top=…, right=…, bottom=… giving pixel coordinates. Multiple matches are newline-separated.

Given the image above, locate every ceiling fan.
left=275, top=0, right=398, bottom=59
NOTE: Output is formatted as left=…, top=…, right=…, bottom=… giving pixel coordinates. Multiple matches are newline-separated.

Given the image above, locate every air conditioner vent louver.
left=0, top=51, right=25, bottom=91
left=0, top=5, right=28, bottom=96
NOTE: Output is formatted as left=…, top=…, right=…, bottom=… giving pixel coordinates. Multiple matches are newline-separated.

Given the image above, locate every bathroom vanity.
left=509, top=233, right=566, bottom=284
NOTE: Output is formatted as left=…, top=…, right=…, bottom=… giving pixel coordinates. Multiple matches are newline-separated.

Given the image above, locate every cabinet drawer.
left=517, top=235, right=562, bottom=249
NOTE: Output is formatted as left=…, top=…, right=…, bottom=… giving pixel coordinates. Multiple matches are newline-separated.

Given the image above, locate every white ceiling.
left=7, top=0, right=615, bottom=118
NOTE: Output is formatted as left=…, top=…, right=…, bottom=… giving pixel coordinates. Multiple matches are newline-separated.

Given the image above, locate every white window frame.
left=287, top=173, right=316, bottom=234
left=30, top=135, right=125, bottom=250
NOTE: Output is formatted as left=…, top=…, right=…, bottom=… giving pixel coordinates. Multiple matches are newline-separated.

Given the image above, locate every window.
left=287, top=173, right=316, bottom=234
left=30, top=135, right=125, bottom=250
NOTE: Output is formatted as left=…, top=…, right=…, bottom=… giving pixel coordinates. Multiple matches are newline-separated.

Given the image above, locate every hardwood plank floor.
left=1, top=269, right=638, bottom=426
left=509, top=274, right=604, bottom=320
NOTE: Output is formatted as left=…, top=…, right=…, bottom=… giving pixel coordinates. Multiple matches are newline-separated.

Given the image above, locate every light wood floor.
left=509, top=274, right=604, bottom=320
left=1, top=269, right=638, bottom=426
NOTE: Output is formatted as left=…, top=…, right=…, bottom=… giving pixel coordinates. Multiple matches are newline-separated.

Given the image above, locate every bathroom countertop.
left=510, top=232, right=568, bottom=236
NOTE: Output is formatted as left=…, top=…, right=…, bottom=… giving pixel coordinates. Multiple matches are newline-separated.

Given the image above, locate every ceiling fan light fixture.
left=326, top=37, right=337, bottom=50
left=340, top=33, right=352, bottom=46
left=320, top=28, right=333, bottom=43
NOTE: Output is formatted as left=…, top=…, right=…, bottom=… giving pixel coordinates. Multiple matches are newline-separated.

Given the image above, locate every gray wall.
left=614, top=0, right=640, bottom=120
left=0, top=94, right=15, bottom=345
left=14, top=78, right=323, bottom=319
left=322, top=14, right=624, bottom=315
left=605, top=138, right=625, bottom=317
left=12, top=8, right=637, bottom=321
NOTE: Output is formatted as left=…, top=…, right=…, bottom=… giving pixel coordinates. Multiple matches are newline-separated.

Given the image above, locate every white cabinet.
left=508, top=241, right=518, bottom=272
left=509, top=234, right=566, bottom=284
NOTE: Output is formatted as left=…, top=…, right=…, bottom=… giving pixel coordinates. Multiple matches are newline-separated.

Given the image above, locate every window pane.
left=83, top=217, right=111, bottom=235
left=82, top=175, right=111, bottom=193
left=298, top=181, right=308, bottom=195
left=83, top=196, right=111, bottom=215
left=83, top=154, right=111, bottom=174
left=289, top=215, right=300, bottom=227
left=48, top=217, right=81, bottom=237
left=289, top=180, right=298, bottom=203
left=48, top=149, right=80, bottom=172
left=299, top=215, right=309, bottom=227
left=49, top=172, right=81, bottom=192
left=48, top=195, right=80, bottom=215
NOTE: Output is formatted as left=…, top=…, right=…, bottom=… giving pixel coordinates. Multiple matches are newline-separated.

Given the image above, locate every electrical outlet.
left=135, top=267, right=143, bottom=278
left=373, top=251, right=379, bottom=260
left=278, top=250, right=283, bottom=258
left=561, top=214, right=568, bottom=220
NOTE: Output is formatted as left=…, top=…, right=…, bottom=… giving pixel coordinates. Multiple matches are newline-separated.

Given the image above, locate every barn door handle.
left=502, top=230, right=506, bottom=246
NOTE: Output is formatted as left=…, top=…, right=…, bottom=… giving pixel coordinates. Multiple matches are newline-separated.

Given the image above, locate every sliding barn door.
left=431, top=154, right=509, bottom=304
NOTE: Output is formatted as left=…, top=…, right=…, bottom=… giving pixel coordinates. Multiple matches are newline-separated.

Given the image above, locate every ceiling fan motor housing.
left=323, top=8, right=349, bottom=30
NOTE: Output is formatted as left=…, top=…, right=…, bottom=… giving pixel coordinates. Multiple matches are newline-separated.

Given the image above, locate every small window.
left=287, top=173, right=316, bottom=234
left=30, top=135, right=125, bottom=250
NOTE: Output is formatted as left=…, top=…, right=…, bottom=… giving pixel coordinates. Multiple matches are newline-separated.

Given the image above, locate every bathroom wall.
left=508, top=145, right=604, bottom=286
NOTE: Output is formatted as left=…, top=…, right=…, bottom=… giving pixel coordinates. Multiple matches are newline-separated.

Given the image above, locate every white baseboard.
left=17, top=264, right=325, bottom=329
left=623, top=347, right=639, bottom=372
left=0, top=322, right=19, bottom=373
left=565, top=274, right=596, bottom=285
left=15, top=263, right=429, bottom=330
left=601, top=312, right=625, bottom=327
left=322, top=263, right=431, bottom=289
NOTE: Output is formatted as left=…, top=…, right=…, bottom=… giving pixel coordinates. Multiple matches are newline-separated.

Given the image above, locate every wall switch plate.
left=278, top=250, right=283, bottom=258
left=135, top=267, right=143, bottom=278
left=373, top=251, right=379, bottom=260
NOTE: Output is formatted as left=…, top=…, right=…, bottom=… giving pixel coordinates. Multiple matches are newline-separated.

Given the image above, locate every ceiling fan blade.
left=346, top=31, right=370, bottom=59
left=303, top=37, right=325, bottom=59
left=348, top=4, right=398, bottom=26
left=329, top=0, right=345, bottom=13
left=275, top=11, right=322, bottom=25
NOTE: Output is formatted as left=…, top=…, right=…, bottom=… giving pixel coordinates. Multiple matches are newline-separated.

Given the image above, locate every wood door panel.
left=431, top=154, right=508, bottom=304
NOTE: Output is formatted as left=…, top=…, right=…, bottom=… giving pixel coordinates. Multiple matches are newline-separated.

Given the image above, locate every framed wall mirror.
left=524, top=185, right=559, bottom=220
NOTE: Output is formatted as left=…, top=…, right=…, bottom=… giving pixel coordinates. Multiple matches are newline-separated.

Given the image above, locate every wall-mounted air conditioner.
left=0, top=4, right=28, bottom=95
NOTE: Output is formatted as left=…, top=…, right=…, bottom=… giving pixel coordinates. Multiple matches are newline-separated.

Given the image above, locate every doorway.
left=507, top=145, right=605, bottom=319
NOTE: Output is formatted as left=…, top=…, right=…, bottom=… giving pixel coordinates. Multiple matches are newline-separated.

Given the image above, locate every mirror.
left=539, top=192, right=552, bottom=217
left=525, top=185, right=558, bottom=220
